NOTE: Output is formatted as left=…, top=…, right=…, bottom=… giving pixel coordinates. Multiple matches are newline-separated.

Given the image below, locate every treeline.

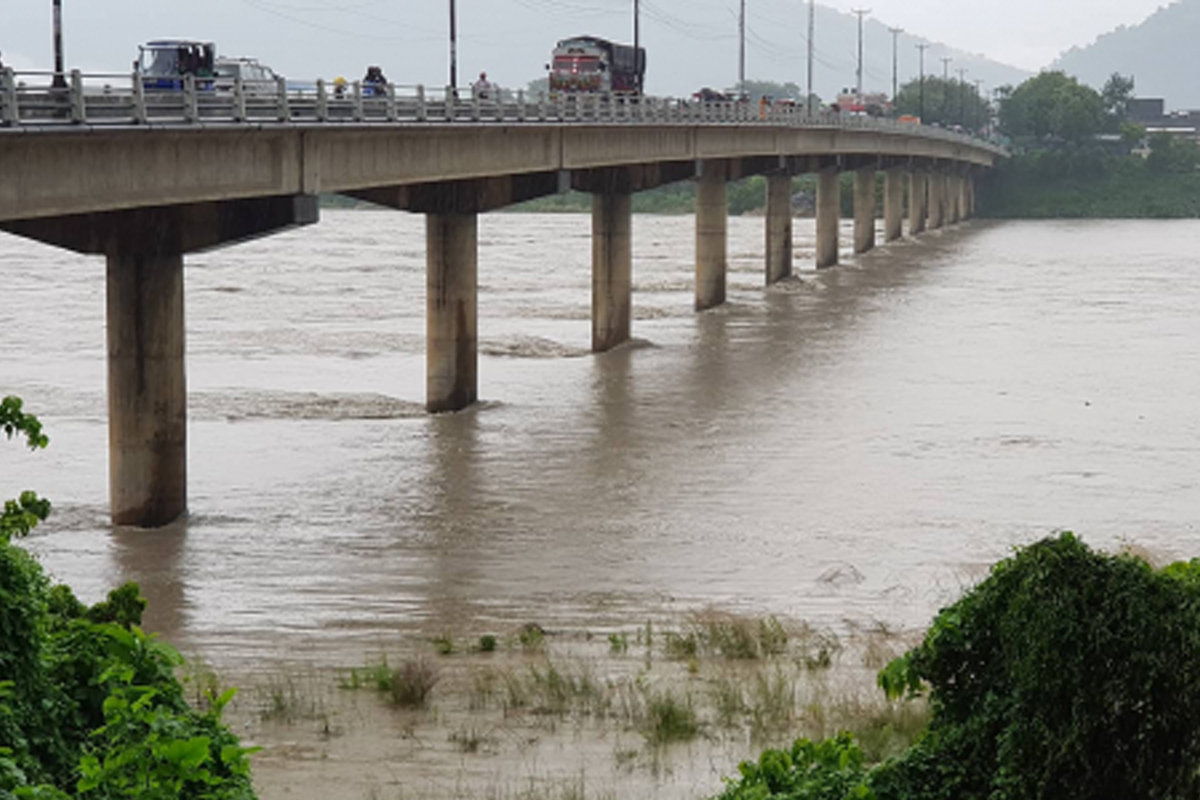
left=980, top=71, right=1200, bottom=218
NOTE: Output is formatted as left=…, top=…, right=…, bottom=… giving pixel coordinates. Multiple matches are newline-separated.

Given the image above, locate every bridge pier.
left=765, top=174, right=793, bottom=284
left=695, top=161, right=728, bottom=310
left=884, top=169, right=905, bottom=242
left=107, top=253, right=186, bottom=528
left=591, top=193, right=633, bottom=351
left=853, top=168, right=876, bottom=255
left=947, top=175, right=962, bottom=225
left=816, top=168, right=840, bottom=269
left=929, top=173, right=946, bottom=230
left=909, top=172, right=927, bottom=236
left=0, top=195, right=318, bottom=528
left=426, top=213, right=479, bottom=413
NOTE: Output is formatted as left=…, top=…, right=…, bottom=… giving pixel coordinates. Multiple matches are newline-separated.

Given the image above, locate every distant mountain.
left=1052, top=0, right=1200, bottom=110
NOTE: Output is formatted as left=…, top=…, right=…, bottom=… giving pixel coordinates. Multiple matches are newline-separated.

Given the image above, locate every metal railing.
left=0, top=68, right=1007, bottom=156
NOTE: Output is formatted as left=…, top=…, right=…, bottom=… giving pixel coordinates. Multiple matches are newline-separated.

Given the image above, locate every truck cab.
left=137, top=40, right=216, bottom=91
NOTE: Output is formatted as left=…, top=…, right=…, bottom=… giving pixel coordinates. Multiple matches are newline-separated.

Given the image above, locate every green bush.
left=715, top=733, right=872, bottom=800
left=874, top=532, right=1200, bottom=800
left=0, top=397, right=258, bottom=799
left=718, top=533, right=1200, bottom=800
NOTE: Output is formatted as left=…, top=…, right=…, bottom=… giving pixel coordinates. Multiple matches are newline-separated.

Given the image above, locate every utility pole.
left=739, top=0, right=746, bottom=93
left=941, top=56, right=952, bottom=123
left=973, top=78, right=984, bottom=131
left=851, top=8, right=870, bottom=108
left=51, top=0, right=66, bottom=90
left=887, top=27, right=902, bottom=107
left=916, top=43, right=929, bottom=121
left=957, top=67, right=968, bottom=125
left=449, top=0, right=458, bottom=91
left=634, top=0, right=641, bottom=92
left=806, top=0, right=815, bottom=114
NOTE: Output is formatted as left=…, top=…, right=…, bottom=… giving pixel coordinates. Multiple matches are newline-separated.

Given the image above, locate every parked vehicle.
left=213, top=56, right=283, bottom=95
left=547, top=35, right=645, bottom=94
left=833, top=89, right=891, bottom=117
left=136, top=40, right=215, bottom=90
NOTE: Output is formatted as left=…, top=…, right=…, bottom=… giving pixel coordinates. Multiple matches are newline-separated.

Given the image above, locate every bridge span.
left=0, top=69, right=1004, bottom=528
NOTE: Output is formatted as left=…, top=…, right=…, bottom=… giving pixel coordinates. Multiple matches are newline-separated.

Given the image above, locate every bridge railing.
left=0, top=68, right=1006, bottom=155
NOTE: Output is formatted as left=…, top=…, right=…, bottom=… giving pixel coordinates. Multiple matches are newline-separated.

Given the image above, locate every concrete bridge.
left=0, top=69, right=1004, bottom=528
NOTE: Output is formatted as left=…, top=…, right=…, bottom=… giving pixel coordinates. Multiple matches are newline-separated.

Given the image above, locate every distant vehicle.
left=693, top=87, right=732, bottom=103
left=897, top=114, right=921, bottom=124
left=834, top=88, right=891, bottom=118
left=136, top=40, right=215, bottom=90
left=547, top=35, right=645, bottom=94
left=213, top=56, right=283, bottom=95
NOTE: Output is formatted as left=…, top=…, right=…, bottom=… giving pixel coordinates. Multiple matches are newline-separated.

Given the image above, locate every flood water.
left=3, top=212, right=1200, bottom=670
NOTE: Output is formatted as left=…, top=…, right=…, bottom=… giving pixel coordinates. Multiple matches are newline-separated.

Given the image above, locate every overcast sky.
left=0, top=0, right=1172, bottom=92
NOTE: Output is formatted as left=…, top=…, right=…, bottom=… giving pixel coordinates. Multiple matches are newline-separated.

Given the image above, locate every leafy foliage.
left=893, top=76, right=989, bottom=131
left=719, top=534, right=1200, bottom=800
left=715, top=733, right=873, bottom=800
left=999, top=71, right=1104, bottom=143
left=0, top=397, right=258, bottom=799
left=873, top=533, right=1200, bottom=800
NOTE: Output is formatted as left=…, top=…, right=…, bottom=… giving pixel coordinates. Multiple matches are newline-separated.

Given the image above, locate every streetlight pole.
left=851, top=9, right=870, bottom=109
left=634, top=0, right=641, bottom=92
left=973, top=78, right=984, bottom=131
left=941, top=56, right=952, bottom=123
left=449, top=0, right=458, bottom=91
left=738, top=0, right=746, bottom=93
left=916, top=43, right=929, bottom=121
left=957, top=67, right=968, bottom=125
left=51, top=0, right=66, bottom=90
left=887, top=26, right=902, bottom=108
left=806, top=0, right=815, bottom=114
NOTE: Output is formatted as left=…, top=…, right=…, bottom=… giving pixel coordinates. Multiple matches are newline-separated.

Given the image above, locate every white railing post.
left=69, top=70, right=85, bottom=123
left=316, top=79, right=328, bottom=121
left=352, top=81, right=364, bottom=121
left=385, top=83, right=397, bottom=121
left=2, top=68, right=19, bottom=126
left=445, top=85, right=455, bottom=121
left=416, top=84, right=427, bottom=121
left=556, top=91, right=566, bottom=121
left=276, top=77, right=290, bottom=122
left=131, top=71, right=147, bottom=125
left=183, top=74, right=198, bottom=123
left=472, top=90, right=482, bottom=121
left=233, top=76, right=246, bottom=122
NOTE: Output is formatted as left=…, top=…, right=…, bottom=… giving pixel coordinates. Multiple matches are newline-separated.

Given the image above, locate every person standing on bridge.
left=472, top=71, right=493, bottom=101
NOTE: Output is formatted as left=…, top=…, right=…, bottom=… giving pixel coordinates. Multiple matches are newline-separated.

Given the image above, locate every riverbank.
left=979, top=152, right=1200, bottom=219
left=212, top=611, right=926, bottom=800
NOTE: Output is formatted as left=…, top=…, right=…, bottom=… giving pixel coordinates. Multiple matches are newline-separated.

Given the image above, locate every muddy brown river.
left=2, top=213, right=1199, bottom=798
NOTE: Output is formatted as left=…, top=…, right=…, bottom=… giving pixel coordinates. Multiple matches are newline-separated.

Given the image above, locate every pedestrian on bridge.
left=472, top=71, right=493, bottom=101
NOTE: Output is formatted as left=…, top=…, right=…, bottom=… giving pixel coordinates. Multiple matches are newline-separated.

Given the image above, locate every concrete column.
left=107, top=253, right=186, bottom=528
left=427, top=213, right=478, bottom=413
left=695, top=161, right=727, bottom=310
left=929, top=174, right=946, bottom=230
left=853, top=168, right=876, bottom=255
left=908, top=172, right=927, bottom=236
left=765, top=174, right=793, bottom=285
left=967, top=175, right=977, bottom=217
left=816, top=168, right=840, bottom=269
left=592, top=193, right=633, bottom=352
left=946, top=176, right=960, bottom=225
left=884, top=169, right=905, bottom=242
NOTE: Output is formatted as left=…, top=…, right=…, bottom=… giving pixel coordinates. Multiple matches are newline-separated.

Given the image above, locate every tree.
left=1, top=396, right=51, bottom=541
left=1147, top=131, right=1200, bottom=174
left=893, top=76, right=989, bottom=130
left=1102, top=73, right=1136, bottom=124
left=739, top=79, right=802, bottom=103
left=525, top=77, right=549, bottom=97
left=999, top=70, right=1104, bottom=143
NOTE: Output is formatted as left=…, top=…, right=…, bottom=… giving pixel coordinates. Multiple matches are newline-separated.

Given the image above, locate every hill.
left=1052, top=0, right=1200, bottom=110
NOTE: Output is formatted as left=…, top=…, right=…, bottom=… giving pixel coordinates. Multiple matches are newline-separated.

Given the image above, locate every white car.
left=213, top=57, right=283, bottom=95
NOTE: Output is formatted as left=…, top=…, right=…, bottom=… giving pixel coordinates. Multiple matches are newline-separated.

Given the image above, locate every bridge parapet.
left=0, top=68, right=1005, bottom=157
